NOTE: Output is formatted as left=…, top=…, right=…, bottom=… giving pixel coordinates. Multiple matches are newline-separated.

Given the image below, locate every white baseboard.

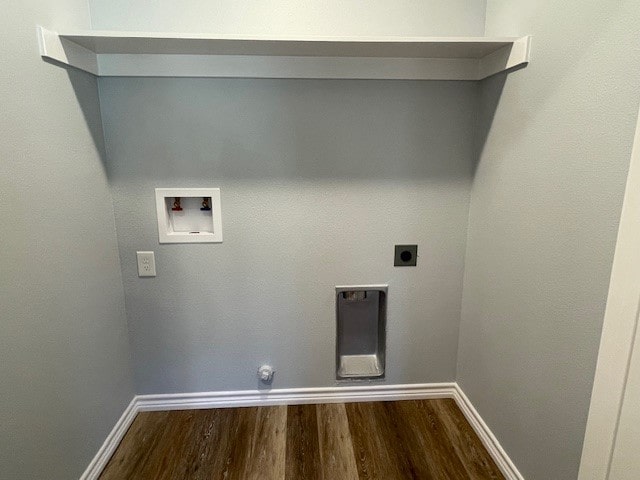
left=81, top=382, right=523, bottom=480
left=452, top=384, right=525, bottom=480
left=79, top=397, right=138, bottom=480
left=135, top=382, right=456, bottom=411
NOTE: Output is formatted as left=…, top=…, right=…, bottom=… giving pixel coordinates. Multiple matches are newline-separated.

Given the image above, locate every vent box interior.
left=336, top=285, right=387, bottom=380
left=155, top=188, right=222, bottom=243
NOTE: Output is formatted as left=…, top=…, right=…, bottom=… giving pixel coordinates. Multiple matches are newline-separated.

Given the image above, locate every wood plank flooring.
left=100, top=399, right=504, bottom=479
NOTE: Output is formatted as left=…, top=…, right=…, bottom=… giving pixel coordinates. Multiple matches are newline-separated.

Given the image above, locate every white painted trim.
left=37, top=26, right=530, bottom=80
left=477, top=35, right=531, bottom=80
left=79, top=397, right=137, bottom=480
left=452, top=385, right=525, bottom=480
left=578, top=100, right=640, bottom=480
left=37, top=26, right=98, bottom=75
left=135, top=382, right=456, bottom=411
left=82, top=383, right=524, bottom=479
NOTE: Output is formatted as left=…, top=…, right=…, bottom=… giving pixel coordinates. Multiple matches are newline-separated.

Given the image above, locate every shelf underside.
left=38, top=27, right=530, bottom=80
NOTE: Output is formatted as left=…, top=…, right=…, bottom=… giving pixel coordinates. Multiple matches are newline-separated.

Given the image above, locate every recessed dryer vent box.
left=155, top=188, right=222, bottom=244
left=336, top=285, right=387, bottom=380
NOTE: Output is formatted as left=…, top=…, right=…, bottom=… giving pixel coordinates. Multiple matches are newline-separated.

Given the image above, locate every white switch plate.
left=136, top=251, right=156, bottom=277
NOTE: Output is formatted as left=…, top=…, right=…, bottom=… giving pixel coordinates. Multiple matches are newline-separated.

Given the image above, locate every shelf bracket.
left=37, top=26, right=98, bottom=75
left=478, top=35, right=531, bottom=79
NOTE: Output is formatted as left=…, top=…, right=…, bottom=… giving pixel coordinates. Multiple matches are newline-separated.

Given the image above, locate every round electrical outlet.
left=394, top=244, right=418, bottom=266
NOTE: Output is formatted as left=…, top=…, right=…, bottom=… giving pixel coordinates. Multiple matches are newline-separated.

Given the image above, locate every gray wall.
left=0, top=2, right=135, bottom=479
left=93, top=0, right=487, bottom=396
left=88, top=0, right=487, bottom=36
left=100, top=78, right=477, bottom=393
left=5, top=0, right=640, bottom=477
left=457, top=1, right=640, bottom=480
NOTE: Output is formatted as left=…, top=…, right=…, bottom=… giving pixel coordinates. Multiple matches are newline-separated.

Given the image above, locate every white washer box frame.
left=155, top=188, right=223, bottom=244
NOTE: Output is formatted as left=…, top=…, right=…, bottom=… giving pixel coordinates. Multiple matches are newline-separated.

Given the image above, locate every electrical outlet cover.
left=137, top=251, right=156, bottom=277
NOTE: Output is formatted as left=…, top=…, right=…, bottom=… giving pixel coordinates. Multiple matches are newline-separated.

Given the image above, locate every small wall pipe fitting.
left=258, top=365, right=275, bottom=384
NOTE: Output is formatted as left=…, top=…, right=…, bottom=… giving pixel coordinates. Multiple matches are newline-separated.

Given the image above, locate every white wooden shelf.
left=37, top=26, right=530, bottom=80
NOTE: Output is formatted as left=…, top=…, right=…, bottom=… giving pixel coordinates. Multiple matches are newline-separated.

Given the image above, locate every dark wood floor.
left=100, top=399, right=504, bottom=479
